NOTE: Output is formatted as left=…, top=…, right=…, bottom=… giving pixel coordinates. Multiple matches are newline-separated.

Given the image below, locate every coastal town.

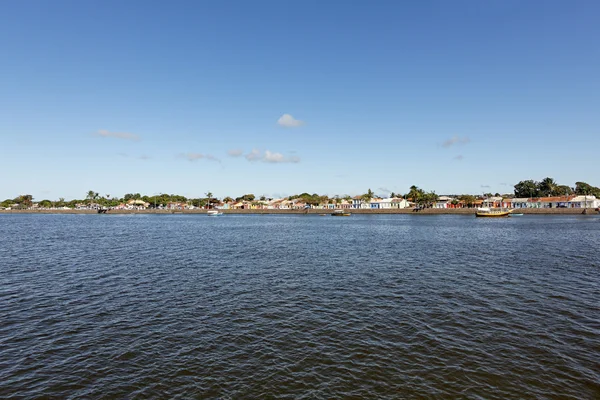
left=2, top=179, right=600, bottom=212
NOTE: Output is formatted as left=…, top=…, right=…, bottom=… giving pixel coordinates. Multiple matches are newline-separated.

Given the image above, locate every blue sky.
left=1, top=0, right=599, bottom=200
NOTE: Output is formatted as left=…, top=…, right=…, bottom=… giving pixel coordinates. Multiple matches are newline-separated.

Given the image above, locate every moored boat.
left=207, top=210, right=223, bottom=216
left=475, top=207, right=512, bottom=218
left=331, top=209, right=351, bottom=216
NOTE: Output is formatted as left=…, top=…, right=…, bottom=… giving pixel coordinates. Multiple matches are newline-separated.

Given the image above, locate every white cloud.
left=245, top=149, right=262, bottom=162
left=264, top=150, right=300, bottom=163
left=277, top=113, right=304, bottom=128
left=139, top=155, right=151, bottom=160
left=263, top=150, right=285, bottom=163
left=181, top=153, right=220, bottom=162
left=244, top=149, right=300, bottom=163
left=95, top=129, right=140, bottom=141
left=442, top=136, right=470, bottom=148
left=454, top=155, right=464, bottom=161
left=227, top=149, right=244, bottom=157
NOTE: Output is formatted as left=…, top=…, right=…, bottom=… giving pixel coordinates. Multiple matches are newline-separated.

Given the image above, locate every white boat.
left=207, top=210, right=223, bottom=216
left=331, top=209, right=351, bottom=216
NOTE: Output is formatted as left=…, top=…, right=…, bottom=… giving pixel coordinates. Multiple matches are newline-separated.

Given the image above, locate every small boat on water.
left=207, top=210, right=223, bottom=216
left=475, top=207, right=512, bottom=218
left=509, top=213, right=524, bottom=217
left=331, top=209, right=351, bottom=217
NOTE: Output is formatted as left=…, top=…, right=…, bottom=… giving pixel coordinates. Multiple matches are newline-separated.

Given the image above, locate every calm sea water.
left=1, top=214, right=599, bottom=399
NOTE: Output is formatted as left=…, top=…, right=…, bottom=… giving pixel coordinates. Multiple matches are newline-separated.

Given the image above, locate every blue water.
left=1, top=214, right=599, bottom=398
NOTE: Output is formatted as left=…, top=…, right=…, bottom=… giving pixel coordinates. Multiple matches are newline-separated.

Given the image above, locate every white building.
left=434, top=196, right=455, bottom=209
left=568, top=195, right=599, bottom=208
left=392, top=198, right=411, bottom=208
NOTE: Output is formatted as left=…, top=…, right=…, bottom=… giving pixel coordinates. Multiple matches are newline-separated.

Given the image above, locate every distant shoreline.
left=1, top=208, right=597, bottom=215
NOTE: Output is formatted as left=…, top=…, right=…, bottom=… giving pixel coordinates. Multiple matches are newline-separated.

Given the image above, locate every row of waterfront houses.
left=498, top=195, right=599, bottom=209
left=94, top=195, right=600, bottom=210
left=10, top=195, right=599, bottom=211
left=217, top=197, right=414, bottom=210
left=219, top=195, right=600, bottom=210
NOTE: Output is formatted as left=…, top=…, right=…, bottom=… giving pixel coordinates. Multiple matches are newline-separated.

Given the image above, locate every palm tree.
left=407, top=185, right=425, bottom=207
left=20, top=194, right=33, bottom=208
left=362, top=188, right=375, bottom=202
left=205, top=191, right=213, bottom=209
left=539, top=177, right=558, bottom=196
left=86, top=190, right=99, bottom=206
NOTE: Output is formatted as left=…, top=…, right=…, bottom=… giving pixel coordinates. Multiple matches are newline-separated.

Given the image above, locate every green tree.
left=362, top=188, right=375, bottom=202
left=514, top=180, right=539, bottom=198
left=39, top=199, right=53, bottom=208
left=459, top=194, right=477, bottom=208
left=539, top=177, right=558, bottom=196
left=205, top=192, right=214, bottom=209
left=86, top=190, right=99, bottom=205
left=223, top=196, right=233, bottom=203
left=236, top=194, right=255, bottom=202
left=575, top=181, right=600, bottom=197
left=556, top=185, right=573, bottom=196
left=14, top=194, right=34, bottom=208
left=417, top=191, right=438, bottom=208
left=407, top=185, right=423, bottom=202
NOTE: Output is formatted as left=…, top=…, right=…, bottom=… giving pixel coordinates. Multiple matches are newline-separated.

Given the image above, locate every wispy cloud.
left=139, top=155, right=151, bottom=160
left=442, top=136, right=470, bottom=148
left=95, top=129, right=140, bottom=141
left=245, top=149, right=263, bottom=162
left=227, top=149, right=244, bottom=157
left=277, top=113, right=304, bottom=128
left=180, top=153, right=221, bottom=163
left=454, top=155, right=464, bottom=161
left=245, top=149, right=300, bottom=163
left=264, top=150, right=300, bottom=163
left=481, top=185, right=491, bottom=189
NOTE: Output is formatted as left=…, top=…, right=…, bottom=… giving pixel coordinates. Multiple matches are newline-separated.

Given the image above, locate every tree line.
left=3, top=180, right=599, bottom=209
left=513, top=178, right=600, bottom=198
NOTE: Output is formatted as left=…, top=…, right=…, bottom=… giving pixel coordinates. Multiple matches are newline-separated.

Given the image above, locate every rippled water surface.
left=1, top=214, right=599, bottom=398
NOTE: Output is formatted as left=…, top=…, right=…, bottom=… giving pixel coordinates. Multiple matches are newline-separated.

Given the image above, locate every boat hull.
left=476, top=211, right=511, bottom=217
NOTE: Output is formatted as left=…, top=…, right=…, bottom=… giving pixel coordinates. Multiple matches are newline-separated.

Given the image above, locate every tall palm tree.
left=407, top=185, right=424, bottom=205
left=86, top=190, right=99, bottom=206
left=539, top=177, right=557, bottom=196
left=205, top=191, right=213, bottom=209
left=362, top=188, right=375, bottom=202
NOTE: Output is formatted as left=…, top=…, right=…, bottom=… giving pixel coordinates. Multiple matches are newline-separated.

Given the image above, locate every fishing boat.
left=331, top=209, right=351, bottom=217
left=207, top=210, right=223, bottom=216
left=475, top=207, right=512, bottom=218
left=509, top=212, right=524, bottom=217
